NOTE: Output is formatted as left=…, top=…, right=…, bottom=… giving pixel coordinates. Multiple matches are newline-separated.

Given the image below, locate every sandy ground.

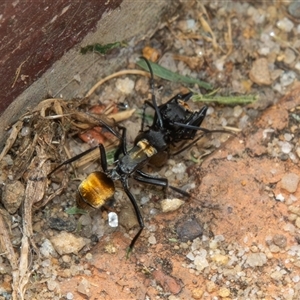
left=55, top=87, right=300, bottom=299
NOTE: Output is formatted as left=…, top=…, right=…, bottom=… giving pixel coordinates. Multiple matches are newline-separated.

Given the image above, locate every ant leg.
left=114, top=126, right=128, bottom=160
left=173, top=122, right=234, bottom=139
left=93, top=116, right=122, bottom=140
left=171, top=134, right=205, bottom=157
left=48, top=145, right=99, bottom=176
left=140, top=57, right=163, bottom=128
left=121, top=179, right=144, bottom=255
left=134, top=170, right=190, bottom=197
left=48, top=144, right=108, bottom=176
left=141, top=100, right=154, bottom=132
left=98, top=144, right=108, bottom=172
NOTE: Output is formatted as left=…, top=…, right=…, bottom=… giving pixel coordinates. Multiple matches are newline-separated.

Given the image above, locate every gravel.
left=160, top=198, right=185, bottom=213
left=281, top=173, right=300, bottom=193
left=50, top=232, right=90, bottom=255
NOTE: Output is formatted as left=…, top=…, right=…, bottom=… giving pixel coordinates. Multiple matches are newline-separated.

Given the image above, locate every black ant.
left=48, top=57, right=227, bottom=255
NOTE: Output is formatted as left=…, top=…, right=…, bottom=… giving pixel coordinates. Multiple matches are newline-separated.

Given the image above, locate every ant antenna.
left=140, top=57, right=164, bottom=128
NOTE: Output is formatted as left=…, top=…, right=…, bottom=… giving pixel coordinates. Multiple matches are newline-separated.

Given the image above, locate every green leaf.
left=66, top=206, right=87, bottom=215
left=137, top=59, right=213, bottom=90
left=192, top=92, right=257, bottom=105
left=168, top=238, right=178, bottom=243
left=106, top=149, right=117, bottom=165
left=81, top=41, right=127, bottom=55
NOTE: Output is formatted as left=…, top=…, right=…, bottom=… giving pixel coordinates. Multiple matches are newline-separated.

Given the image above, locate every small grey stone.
left=48, top=217, right=76, bottom=232
left=161, top=198, right=184, bottom=213
left=281, top=173, right=299, bottom=193
left=288, top=1, right=300, bottom=18
left=2, top=181, right=25, bottom=214
left=40, top=239, right=57, bottom=258
left=249, top=58, right=272, bottom=86
left=246, top=252, right=267, bottom=267
left=77, top=278, right=91, bottom=297
left=176, top=218, right=203, bottom=242
left=47, top=279, right=58, bottom=291
left=273, top=234, right=287, bottom=249
left=50, top=231, right=90, bottom=255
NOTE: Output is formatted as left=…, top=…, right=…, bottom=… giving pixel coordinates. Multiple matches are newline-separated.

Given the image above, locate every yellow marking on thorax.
left=136, top=139, right=157, bottom=158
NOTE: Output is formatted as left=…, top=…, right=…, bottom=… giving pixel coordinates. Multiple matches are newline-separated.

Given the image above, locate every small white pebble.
left=214, top=57, right=225, bottom=71
left=115, top=78, right=135, bottom=94
left=148, top=234, right=157, bottom=245
left=147, top=225, right=157, bottom=233
left=50, top=232, right=90, bottom=255
left=270, top=270, right=283, bottom=280
left=161, top=198, right=184, bottom=213
left=62, top=255, right=71, bottom=263
left=292, top=275, right=300, bottom=283
left=262, top=128, right=274, bottom=139
left=206, top=106, right=214, bottom=115
left=233, top=105, right=243, bottom=118
left=277, top=17, right=294, bottom=32
left=79, top=214, right=92, bottom=226
left=194, top=254, right=209, bottom=271
left=280, top=71, right=296, bottom=87
left=227, top=154, right=233, bottom=161
left=186, top=252, right=195, bottom=261
left=214, top=235, right=225, bottom=242
left=295, top=61, right=300, bottom=71
left=108, top=212, right=118, bottom=227
left=284, top=48, right=296, bottom=64
left=281, top=173, right=300, bottom=193
left=289, top=152, right=297, bottom=162
left=140, top=196, right=150, bottom=205
left=289, top=194, right=298, bottom=202
left=258, top=47, right=270, bottom=56
left=66, top=292, right=74, bottom=300
left=47, top=279, right=58, bottom=291
left=21, top=126, right=31, bottom=136
left=284, top=133, right=293, bottom=142
left=40, top=239, right=57, bottom=258
left=269, top=244, right=280, bottom=253
left=281, top=141, right=292, bottom=154
left=85, top=253, right=93, bottom=260
left=172, top=162, right=187, bottom=174
left=186, top=19, right=196, bottom=30
left=275, top=193, right=285, bottom=202
left=77, top=278, right=90, bottom=297
left=273, top=83, right=282, bottom=94
left=246, top=252, right=267, bottom=267
left=295, top=217, right=300, bottom=229
left=239, top=115, right=249, bottom=129
left=73, top=74, right=81, bottom=83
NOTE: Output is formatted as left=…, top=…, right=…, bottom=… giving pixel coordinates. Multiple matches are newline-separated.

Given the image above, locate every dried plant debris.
left=0, top=74, right=135, bottom=299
